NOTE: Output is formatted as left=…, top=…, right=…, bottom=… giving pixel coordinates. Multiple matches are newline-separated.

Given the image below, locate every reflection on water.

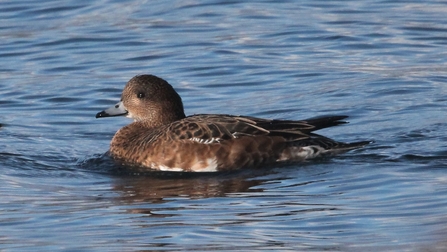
left=113, top=171, right=268, bottom=204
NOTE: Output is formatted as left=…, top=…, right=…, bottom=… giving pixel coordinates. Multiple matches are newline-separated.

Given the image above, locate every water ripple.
left=1, top=0, right=447, bottom=250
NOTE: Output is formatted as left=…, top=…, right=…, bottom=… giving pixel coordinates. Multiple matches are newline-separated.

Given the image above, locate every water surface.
left=1, top=0, right=447, bottom=250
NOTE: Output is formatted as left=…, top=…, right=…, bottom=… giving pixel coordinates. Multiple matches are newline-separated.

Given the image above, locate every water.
left=1, top=0, right=447, bottom=250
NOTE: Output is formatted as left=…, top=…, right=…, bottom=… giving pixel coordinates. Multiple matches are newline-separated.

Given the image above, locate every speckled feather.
left=97, top=75, right=370, bottom=172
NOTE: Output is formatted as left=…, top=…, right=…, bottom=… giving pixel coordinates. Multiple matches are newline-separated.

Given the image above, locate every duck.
left=96, top=74, right=370, bottom=172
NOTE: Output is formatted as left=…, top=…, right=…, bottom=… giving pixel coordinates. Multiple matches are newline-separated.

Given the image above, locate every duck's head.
left=96, top=75, right=186, bottom=126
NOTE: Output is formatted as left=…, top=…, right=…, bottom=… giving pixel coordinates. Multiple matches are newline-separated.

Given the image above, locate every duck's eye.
left=137, top=92, right=145, bottom=98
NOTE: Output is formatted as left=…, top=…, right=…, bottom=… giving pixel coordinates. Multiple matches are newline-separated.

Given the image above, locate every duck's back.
left=109, top=114, right=369, bottom=172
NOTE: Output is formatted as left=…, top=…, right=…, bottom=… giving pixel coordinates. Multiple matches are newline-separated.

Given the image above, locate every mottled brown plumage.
left=96, top=74, right=370, bottom=172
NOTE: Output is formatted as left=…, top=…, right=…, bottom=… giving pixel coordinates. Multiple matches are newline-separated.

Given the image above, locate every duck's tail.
left=325, top=140, right=372, bottom=155
left=280, top=138, right=372, bottom=161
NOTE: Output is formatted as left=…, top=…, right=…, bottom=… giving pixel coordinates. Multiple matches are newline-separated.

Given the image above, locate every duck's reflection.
left=112, top=169, right=276, bottom=204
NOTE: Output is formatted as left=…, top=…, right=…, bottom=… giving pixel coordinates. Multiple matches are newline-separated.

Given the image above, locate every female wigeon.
left=96, top=75, right=370, bottom=172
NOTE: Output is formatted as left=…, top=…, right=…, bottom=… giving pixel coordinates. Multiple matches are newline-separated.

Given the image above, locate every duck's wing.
left=246, top=115, right=348, bottom=139
left=165, top=114, right=349, bottom=143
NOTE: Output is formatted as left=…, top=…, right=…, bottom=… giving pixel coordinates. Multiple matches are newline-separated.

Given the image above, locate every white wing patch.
left=189, top=137, right=221, bottom=144
left=277, top=145, right=327, bottom=162
left=158, top=166, right=184, bottom=172
left=152, top=158, right=218, bottom=172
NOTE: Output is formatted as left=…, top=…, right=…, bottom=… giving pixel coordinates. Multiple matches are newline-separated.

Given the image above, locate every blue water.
left=1, top=0, right=447, bottom=250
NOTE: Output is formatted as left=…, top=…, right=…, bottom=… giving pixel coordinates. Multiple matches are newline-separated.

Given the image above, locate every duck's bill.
left=96, top=101, right=128, bottom=118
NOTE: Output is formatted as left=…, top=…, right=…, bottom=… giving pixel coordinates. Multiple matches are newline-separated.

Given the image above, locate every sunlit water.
left=1, top=0, right=447, bottom=250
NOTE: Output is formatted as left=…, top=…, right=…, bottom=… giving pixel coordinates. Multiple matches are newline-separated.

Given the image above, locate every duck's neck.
left=139, top=109, right=186, bottom=129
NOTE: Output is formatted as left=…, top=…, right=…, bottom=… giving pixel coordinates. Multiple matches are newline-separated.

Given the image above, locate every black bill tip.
left=96, top=111, right=108, bottom=118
